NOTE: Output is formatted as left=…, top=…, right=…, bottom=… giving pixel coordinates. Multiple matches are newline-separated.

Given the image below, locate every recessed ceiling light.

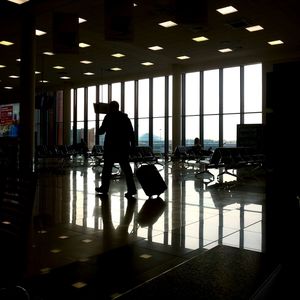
left=7, top=0, right=29, bottom=4
left=111, top=53, right=125, bottom=58
left=43, top=51, right=54, bottom=56
left=79, top=42, right=90, bottom=48
left=9, top=75, right=19, bottom=78
left=35, top=71, right=41, bottom=74
left=60, top=76, right=71, bottom=80
left=39, top=80, right=48, bottom=83
left=0, top=40, right=14, bottom=46
left=133, top=3, right=138, bottom=7
left=141, top=62, right=154, bottom=66
left=218, top=48, right=233, bottom=53
left=78, top=17, right=86, bottom=24
left=53, top=65, right=65, bottom=69
left=35, top=29, right=47, bottom=36
left=148, top=46, right=163, bottom=51
left=16, top=58, right=21, bottom=62
left=268, top=40, right=284, bottom=45
left=84, top=72, right=95, bottom=75
left=246, top=25, right=264, bottom=32
left=158, top=20, right=178, bottom=28
left=0, top=65, right=6, bottom=68
left=80, top=60, right=92, bottom=64
left=216, top=6, right=238, bottom=15
left=110, top=67, right=122, bottom=71
left=192, top=36, right=209, bottom=42
left=4, top=86, right=13, bottom=89
left=177, top=56, right=190, bottom=60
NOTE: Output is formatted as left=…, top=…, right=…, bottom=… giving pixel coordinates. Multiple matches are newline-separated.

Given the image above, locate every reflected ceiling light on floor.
left=78, top=17, right=87, bottom=23
left=192, top=36, right=209, bottom=42
left=80, top=60, right=92, bottom=64
left=35, top=29, right=47, bottom=36
left=148, top=46, right=163, bottom=51
left=111, top=53, right=125, bottom=58
left=0, top=40, right=14, bottom=46
left=268, top=40, right=284, bottom=45
left=7, top=0, right=29, bottom=4
left=43, top=51, right=54, bottom=56
left=158, top=20, right=178, bottom=28
left=216, top=6, right=238, bottom=15
left=177, top=55, right=190, bottom=60
left=141, top=62, right=154, bottom=66
left=218, top=48, right=233, bottom=53
left=246, top=25, right=264, bottom=32
left=79, top=42, right=90, bottom=48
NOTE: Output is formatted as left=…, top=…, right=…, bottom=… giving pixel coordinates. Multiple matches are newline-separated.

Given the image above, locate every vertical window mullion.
left=240, top=65, right=245, bottom=124
left=149, top=78, right=153, bottom=148
left=219, top=69, right=223, bottom=147
left=182, top=73, right=186, bottom=146
left=165, top=76, right=169, bottom=156
left=200, top=71, right=204, bottom=145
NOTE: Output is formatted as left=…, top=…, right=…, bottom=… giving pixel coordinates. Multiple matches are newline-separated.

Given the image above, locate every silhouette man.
left=95, top=101, right=137, bottom=197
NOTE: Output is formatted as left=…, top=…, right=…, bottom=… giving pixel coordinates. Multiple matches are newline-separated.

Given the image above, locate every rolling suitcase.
left=136, top=164, right=167, bottom=197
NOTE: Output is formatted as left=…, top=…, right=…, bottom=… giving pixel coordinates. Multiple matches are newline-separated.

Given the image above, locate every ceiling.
left=1, top=0, right=300, bottom=96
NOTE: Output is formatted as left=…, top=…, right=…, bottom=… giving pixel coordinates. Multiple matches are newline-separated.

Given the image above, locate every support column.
left=172, top=64, right=182, bottom=151
left=19, top=7, right=36, bottom=171
left=63, top=88, right=71, bottom=145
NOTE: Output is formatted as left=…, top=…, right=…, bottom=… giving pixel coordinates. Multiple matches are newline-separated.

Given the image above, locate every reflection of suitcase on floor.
left=136, top=164, right=167, bottom=197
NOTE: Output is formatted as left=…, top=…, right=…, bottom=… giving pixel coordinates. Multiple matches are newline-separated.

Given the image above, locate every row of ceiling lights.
left=1, top=2, right=284, bottom=90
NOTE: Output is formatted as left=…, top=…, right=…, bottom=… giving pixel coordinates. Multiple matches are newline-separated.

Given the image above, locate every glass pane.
left=223, top=67, right=240, bottom=114
left=138, top=118, right=149, bottom=146
left=169, top=76, right=173, bottom=117
left=153, top=117, right=164, bottom=153
left=111, top=82, right=121, bottom=104
left=244, top=63, right=262, bottom=112
left=204, top=69, right=219, bottom=114
left=223, top=114, right=240, bottom=147
left=138, top=79, right=149, bottom=118
left=124, top=80, right=135, bottom=119
left=99, top=84, right=109, bottom=103
left=203, top=115, right=219, bottom=150
left=153, top=76, right=165, bottom=117
left=87, top=120, right=95, bottom=149
left=88, top=86, right=96, bottom=121
left=186, top=116, right=199, bottom=145
left=168, top=116, right=172, bottom=153
left=185, top=72, right=200, bottom=115
left=77, top=121, right=84, bottom=141
left=77, top=87, right=84, bottom=121
left=244, top=113, right=262, bottom=124
left=71, top=89, right=74, bottom=122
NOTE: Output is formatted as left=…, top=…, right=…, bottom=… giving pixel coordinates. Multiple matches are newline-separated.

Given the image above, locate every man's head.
left=109, top=101, right=119, bottom=113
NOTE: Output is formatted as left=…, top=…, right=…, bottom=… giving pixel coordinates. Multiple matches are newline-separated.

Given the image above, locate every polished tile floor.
left=22, top=158, right=267, bottom=299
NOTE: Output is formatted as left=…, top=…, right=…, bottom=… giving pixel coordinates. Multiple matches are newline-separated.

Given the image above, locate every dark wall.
left=265, top=61, right=300, bottom=262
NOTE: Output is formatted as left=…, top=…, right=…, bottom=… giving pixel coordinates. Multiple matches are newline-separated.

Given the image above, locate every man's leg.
left=119, top=160, right=137, bottom=195
left=96, top=157, right=114, bottom=193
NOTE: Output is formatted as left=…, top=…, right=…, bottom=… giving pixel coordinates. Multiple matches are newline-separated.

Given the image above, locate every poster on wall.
left=0, top=103, right=20, bottom=137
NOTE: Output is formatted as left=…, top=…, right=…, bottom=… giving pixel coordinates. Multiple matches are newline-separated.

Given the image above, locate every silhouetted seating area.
left=172, top=145, right=212, bottom=165
left=196, top=147, right=265, bottom=182
left=129, top=146, right=164, bottom=168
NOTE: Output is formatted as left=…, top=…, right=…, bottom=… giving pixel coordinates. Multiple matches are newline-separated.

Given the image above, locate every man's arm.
left=98, top=115, right=108, bottom=135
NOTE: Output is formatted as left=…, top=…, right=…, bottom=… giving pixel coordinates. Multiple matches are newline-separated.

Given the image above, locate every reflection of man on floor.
left=95, top=101, right=137, bottom=198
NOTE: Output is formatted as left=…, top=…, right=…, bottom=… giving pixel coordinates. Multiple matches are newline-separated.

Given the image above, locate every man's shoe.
left=95, top=186, right=108, bottom=194
left=125, top=190, right=137, bottom=198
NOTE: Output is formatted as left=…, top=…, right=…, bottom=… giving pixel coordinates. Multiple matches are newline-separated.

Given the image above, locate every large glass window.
left=203, top=69, right=219, bottom=115
left=111, top=82, right=121, bottom=104
left=76, top=87, right=84, bottom=142
left=185, top=72, right=200, bottom=145
left=87, top=86, right=96, bottom=148
left=138, top=79, right=149, bottom=145
left=223, top=66, right=240, bottom=114
left=124, top=80, right=135, bottom=119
